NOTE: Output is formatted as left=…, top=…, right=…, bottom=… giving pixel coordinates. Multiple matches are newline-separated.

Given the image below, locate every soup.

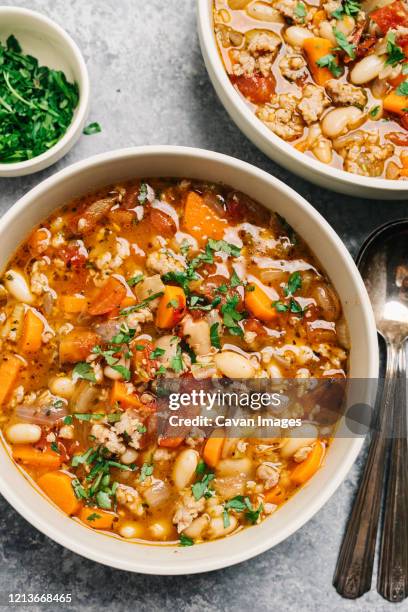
left=213, top=0, right=408, bottom=179
left=0, top=178, right=348, bottom=545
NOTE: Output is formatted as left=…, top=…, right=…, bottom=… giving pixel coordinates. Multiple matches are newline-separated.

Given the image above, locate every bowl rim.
left=0, top=146, right=379, bottom=573
left=197, top=0, right=408, bottom=194
left=0, top=6, right=90, bottom=176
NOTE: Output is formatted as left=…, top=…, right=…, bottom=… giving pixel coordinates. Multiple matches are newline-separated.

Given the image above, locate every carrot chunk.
left=303, top=37, right=337, bottom=85
left=19, top=309, right=44, bottom=355
left=110, top=381, right=141, bottom=408
left=79, top=507, right=117, bottom=530
left=203, top=436, right=225, bottom=468
left=0, top=355, right=24, bottom=406
left=88, top=276, right=127, bottom=316
left=156, top=286, right=186, bottom=329
left=264, top=484, right=286, bottom=505
left=183, top=192, right=228, bottom=244
left=244, top=283, right=277, bottom=323
left=59, top=295, right=87, bottom=313
left=59, top=329, right=99, bottom=363
left=37, top=471, right=81, bottom=515
left=291, top=442, right=325, bottom=485
left=13, top=445, right=62, bottom=469
left=158, top=436, right=184, bottom=449
left=383, top=90, right=408, bottom=116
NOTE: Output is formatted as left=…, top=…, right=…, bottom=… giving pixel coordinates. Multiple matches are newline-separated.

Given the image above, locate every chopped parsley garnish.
left=0, top=35, right=79, bottom=163
left=210, top=322, right=221, bottom=349
left=284, top=271, right=302, bottom=297
left=63, top=415, right=73, bottom=425
left=96, top=490, right=112, bottom=510
left=137, top=424, right=147, bottom=434
left=294, top=1, right=307, bottom=21
left=332, top=0, right=360, bottom=18
left=369, top=105, right=380, bottom=117
left=191, top=472, right=215, bottom=501
left=244, top=497, right=263, bottom=524
left=74, top=413, right=105, bottom=422
left=127, top=274, right=144, bottom=287
left=195, top=460, right=207, bottom=476
left=50, top=442, right=60, bottom=454
left=230, top=270, right=243, bottom=288
left=150, top=347, right=165, bottom=359
left=170, top=346, right=184, bottom=373
left=73, top=362, right=96, bottom=383
left=138, top=183, right=149, bottom=205
left=179, top=534, right=194, bottom=547
left=385, top=32, right=405, bottom=67
left=333, top=28, right=355, bottom=59
left=207, top=239, right=241, bottom=258
left=83, top=122, right=101, bottom=135
left=316, top=54, right=342, bottom=78
left=167, top=298, right=180, bottom=308
left=139, top=462, right=154, bottom=482
left=86, top=512, right=102, bottom=522
left=111, top=364, right=131, bottom=381
left=120, top=291, right=164, bottom=315
left=402, top=63, right=408, bottom=75
left=72, top=479, right=88, bottom=500
left=221, top=293, right=245, bottom=336
left=396, top=80, right=408, bottom=96
left=180, top=240, right=191, bottom=257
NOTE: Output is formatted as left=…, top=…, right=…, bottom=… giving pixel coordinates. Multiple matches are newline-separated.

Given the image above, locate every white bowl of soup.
left=0, top=146, right=377, bottom=574
left=198, top=0, right=408, bottom=198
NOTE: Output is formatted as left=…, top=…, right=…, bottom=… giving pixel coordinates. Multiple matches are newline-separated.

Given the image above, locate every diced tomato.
left=59, top=329, right=100, bottom=363
left=355, top=36, right=377, bottom=59
left=58, top=243, right=87, bottom=268
left=230, top=74, right=275, bottom=104
left=88, top=277, right=128, bottom=316
left=108, top=208, right=136, bottom=227
left=243, top=318, right=267, bottom=337
left=371, top=1, right=408, bottom=34
left=69, top=197, right=114, bottom=234
left=400, top=113, right=408, bottom=131
left=149, top=208, right=177, bottom=237
left=386, top=130, right=408, bottom=144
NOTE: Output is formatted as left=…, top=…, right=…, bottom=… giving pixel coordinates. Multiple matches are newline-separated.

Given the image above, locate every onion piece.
left=70, top=380, right=99, bottom=413
left=16, top=403, right=68, bottom=425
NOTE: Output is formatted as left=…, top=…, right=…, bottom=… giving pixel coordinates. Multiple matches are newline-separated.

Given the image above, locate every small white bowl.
left=0, top=7, right=90, bottom=177
left=0, top=146, right=378, bottom=574
left=197, top=0, right=408, bottom=199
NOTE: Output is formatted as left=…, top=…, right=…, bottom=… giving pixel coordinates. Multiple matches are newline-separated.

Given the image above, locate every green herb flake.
left=191, top=473, right=215, bottom=501
left=83, top=122, right=102, bottom=135
left=73, top=362, right=96, bottom=383
left=63, top=415, right=73, bottom=425
left=284, top=271, right=302, bottom=297
left=139, top=462, right=154, bottom=482
left=333, top=28, right=356, bottom=59
left=150, top=347, right=165, bottom=359
left=369, top=105, right=380, bottom=117
left=96, top=490, right=112, bottom=510
left=396, top=80, right=408, bottom=96
left=385, top=32, right=405, bottom=67
left=170, top=346, right=184, bottom=374
left=86, top=512, right=102, bottom=522
left=127, top=274, right=144, bottom=287
left=294, top=2, right=307, bottom=21
left=179, top=534, right=194, bottom=547
left=244, top=497, right=263, bottom=524
left=221, top=293, right=245, bottom=336
left=50, top=442, right=60, bottom=454
left=316, top=54, right=342, bottom=78
left=210, top=322, right=221, bottom=349
left=138, top=183, right=149, bottom=205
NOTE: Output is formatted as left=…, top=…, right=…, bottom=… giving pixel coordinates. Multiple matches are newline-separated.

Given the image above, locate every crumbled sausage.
left=298, top=84, right=330, bottom=125
left=256, top=94, right=304, bottom=141
left=325, top=79, right=368, bottom=109
left=333, top=130, right=394, bottom=177
left=173, top=491, right=206, bottom=533
left=146, top=249, right=186, bottom=275
left=279, top=52, right=308, bottom=81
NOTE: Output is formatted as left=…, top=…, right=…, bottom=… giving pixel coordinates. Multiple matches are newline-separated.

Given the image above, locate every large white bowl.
left=197, top=0, right=408, bottom=199
left=0, top=146, right=378, bottom=574
left=0, top=7, right=90, bottom=177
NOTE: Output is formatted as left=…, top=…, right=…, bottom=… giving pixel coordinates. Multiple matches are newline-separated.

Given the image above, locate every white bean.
left=247, top=1, right=285, bottom=22
left=321, top=106, right=364, bottom=138
left=182, top=316, right=211, bottom=356
left=280, top=424, right=318, bottom=458
left=217, top=457, right=254, bottom=477
left=172, top=449, right=199, bottom=490
left=118, top=521, right=144, bottom=539
left=208, top=515, right=238, bottom=539
left=350, top=54, right=385, bottom=84
left=183, top=515, right=210, bottom=539
left=6, top=423, right=42, bottom=444
left=48, top=376, right=75, bottom=399
left=285, top=26, right=313, bottom=47
left=336, top=15, right=355, bottom=36
left=319, top=21, right=336, bottom=44
left=215, top=351, right=255, bottom=378
left=4, top=270, right=34, bottom=304
left=121, top=448, right=138, bottom=465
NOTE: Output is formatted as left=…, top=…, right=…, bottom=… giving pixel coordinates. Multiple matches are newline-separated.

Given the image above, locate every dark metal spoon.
left=333, top=219, right=408, bottom=602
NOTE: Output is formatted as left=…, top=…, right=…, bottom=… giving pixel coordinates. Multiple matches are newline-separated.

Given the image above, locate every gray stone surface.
left=0, top=1, right=407, bottom=610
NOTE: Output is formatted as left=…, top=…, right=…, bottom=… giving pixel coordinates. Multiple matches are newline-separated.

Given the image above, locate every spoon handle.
left=333, top=345, right=398, bottom=599
left=377, top=347, right=408, bottom=603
